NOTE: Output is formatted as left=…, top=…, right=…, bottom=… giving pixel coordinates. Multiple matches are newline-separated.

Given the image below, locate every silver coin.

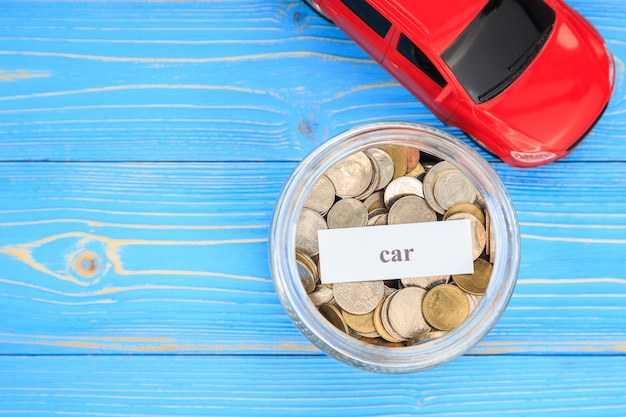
left=357, top=330, right=380, bottom=338
left=303, top=175, right=336, bottom=215
left=380, top=291, right=407, bottom=342
left=466, top=292, right=482, bottom=314
left=383, top=176, right=425, bottom=208
left=295, top=208, right=327, bottom=257
left=354, top=163, right=380, bottom=201
left=325, top=151, right=373, bottom=198
left=365, top=148, right=395, bottom=191
left=367, top=207, right=388, bottom=219
left=401, top=275, right=450, bottom=290
left=367, top=213, right=384, bottom=226
left=423, top=161, right=456, bottom=214
left=486, top=210, right=496, bottom=264
left=387, top=195, right=437, bottom=225
left=406, top=330, right=448, bottom=346
left=432, top=169, right=477, bottom=211
left=373, top=213, right=388, bottom=226
left=333, top=281, right=384, bottom=315
left=446, top=212, right=486, bottom=260
left=297, top=259, right=317, bottom=294
left=308, top=285, right=335, bottom=307
left=386, top=287, right=431, bottom=339
left=362, top=190, right=385, bottom=212
left=326, top=198, right=368, bottom=229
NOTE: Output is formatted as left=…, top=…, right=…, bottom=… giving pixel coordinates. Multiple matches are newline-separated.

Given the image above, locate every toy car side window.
left=339, top=0, right=391, bottom=38
left=397, top=34, right=447, bottom=88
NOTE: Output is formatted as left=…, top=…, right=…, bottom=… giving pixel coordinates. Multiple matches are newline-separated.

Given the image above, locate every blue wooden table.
left=1, top=1, right=625, bottom=415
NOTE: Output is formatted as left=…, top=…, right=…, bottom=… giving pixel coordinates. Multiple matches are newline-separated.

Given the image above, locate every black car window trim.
left=339, top=0, right=392, bottom=38
left=396, top=33, right=448, bottom=88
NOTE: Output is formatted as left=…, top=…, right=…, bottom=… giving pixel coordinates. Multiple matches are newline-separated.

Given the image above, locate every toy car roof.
left=376, top=0, right=487, bottom=53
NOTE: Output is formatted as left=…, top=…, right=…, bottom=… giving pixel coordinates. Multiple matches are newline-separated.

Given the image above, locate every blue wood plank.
left=2, top=355, right=626, bottom=416
left=0, top=161, right=625, bottom=354
left=0, top=0, right=623, bottom=162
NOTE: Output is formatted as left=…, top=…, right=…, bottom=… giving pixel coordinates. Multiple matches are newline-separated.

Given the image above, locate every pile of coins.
left=295, top=144, right=494, bottom=346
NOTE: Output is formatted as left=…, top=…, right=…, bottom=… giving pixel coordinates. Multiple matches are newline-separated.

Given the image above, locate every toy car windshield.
left=442, top=0, right=556, bottom=103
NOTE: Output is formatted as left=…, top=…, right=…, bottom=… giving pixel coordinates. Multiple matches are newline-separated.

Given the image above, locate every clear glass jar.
left=269, top=121, right=520, bottom=373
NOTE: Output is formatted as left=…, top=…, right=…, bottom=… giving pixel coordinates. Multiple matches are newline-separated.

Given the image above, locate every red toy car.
left=304, top=0, right=615, bottom=167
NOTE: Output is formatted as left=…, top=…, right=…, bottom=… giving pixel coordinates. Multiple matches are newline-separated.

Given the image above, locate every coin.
left=341, top=309, right=377, bottom=334
left=358, top=336, right=404, bottom=347
left=295, top=208, right=327, bottom=257
left=383, top=175, right=425, bottom=208
left=373, top=213, right=388, bottom=225
left=387, top=195, right=437, bottom=225
left=362, top=190, right=385, bottom=212
left=406, top=162, right=426, bottom=179
left=333, top=281, right=384, bottom=315
left=432, top=168, right=477, bottom=211
left=487, top=210, right=496, bottom=264
left=367, top=213, right=385, bottom=226
left=399, top=145, right=420, bottom=174
left=379, top=292, right=408, bottom=342
left=422, top=284, right=470, bottom=331
left=386, top=287, right=431, bottom=339
left=406, top=330, right=448, bottom=346
left=296, top=259, right=316, bottom=294
left=452, top=258, right=493, bottom=295
left=367, top=207, right=388, bottom=219
left=354, top=154, right=381, bottom=201
left=309, top=285, right=335, bottom=306
left=380, top=146, right=407, bottom=180
left=400, top=275, right=449, bottom=290
left=445, top=212, right=486, bottom=259
left=465, top=293, right=482, bottom=314
left=443, top=202, right=486, bottom=225
left=485, top=209, right=491, bottom=256
left=303, top=175, right=336, bottom=215
left=373, top=296, right=403, bottom=343
left=325, top=151, right=373, bottom=198
left=326, top=198, right=368, bottom=229
left=423, top=161, right=456, bottom=214
left=365, top=148, right=395, bottom=192
left=318, top=303, right=350, bottom=334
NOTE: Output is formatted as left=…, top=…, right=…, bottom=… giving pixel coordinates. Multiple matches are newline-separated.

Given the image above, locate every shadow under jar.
left=269, top=121, right=520, bottom=373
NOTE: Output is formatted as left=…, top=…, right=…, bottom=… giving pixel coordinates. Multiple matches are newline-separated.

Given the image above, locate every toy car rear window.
left=441, top=0, right=556, bottom=103
left=340, top=0, right=392, bottom=38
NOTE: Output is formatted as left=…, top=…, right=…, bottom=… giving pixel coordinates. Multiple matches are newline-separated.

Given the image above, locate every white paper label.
left=318, top=219, right=474, bottom=284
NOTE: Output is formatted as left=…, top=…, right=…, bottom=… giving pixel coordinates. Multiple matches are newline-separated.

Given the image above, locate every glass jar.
left=269, top=121, right=520, bottom=373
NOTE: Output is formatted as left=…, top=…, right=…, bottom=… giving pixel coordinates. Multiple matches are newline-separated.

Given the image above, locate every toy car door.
left=384, top=30, right=459, bottom=121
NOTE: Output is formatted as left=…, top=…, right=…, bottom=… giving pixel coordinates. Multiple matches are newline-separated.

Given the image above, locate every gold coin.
left=358, top=336, right=404, bottom=348
left=422, top=284, right=470, bottom=331
left=341, top=309, right=376, bottom=334
left=443, top=202, right=486, bottom=225
left=398, top=145, right=420, bottom=174
left=318, top=303, right=350, bottom=334
left=453, top=258, right=492, bottom=295
left=373, top=296, right=403, bottom=343
left=406, top=162, right=425, bottom=178
left=380, top=146, right=407, bottom=180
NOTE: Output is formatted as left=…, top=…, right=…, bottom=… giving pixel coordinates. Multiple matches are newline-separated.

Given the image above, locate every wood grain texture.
left=0, top=161, right=625, bottom=354
left=0, top=0, right=624, bottom=162
left=0, top=0, right=626, bottom=414
left=3, top=355, right=626, bottom=416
